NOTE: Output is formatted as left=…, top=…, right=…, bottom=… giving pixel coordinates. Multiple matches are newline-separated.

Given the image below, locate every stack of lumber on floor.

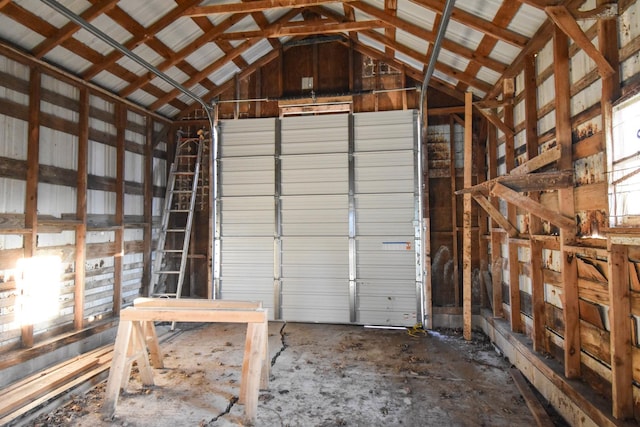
left=0, top=344, right=113, bottom=425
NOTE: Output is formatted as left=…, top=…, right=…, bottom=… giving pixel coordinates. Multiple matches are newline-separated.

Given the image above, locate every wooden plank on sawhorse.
left=103, top=298, right=269, bottom=423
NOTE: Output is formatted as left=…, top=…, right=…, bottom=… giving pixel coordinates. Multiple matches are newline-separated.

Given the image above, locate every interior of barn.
left=0, top=0, right=640, bottom=425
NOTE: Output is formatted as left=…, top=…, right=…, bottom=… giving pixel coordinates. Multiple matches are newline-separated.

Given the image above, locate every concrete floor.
left=31, top=322, right=543, bottom=426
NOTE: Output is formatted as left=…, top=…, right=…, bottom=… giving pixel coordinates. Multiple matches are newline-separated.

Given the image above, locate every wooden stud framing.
left=487, top=124, right=503, bottom=318
left=463, top=91, right=473, bottom=341
left=114, top=104, right=126, bottom=316
left=503, top=78, right=522, bottom=334
left=142, top=116, right=153, bottom=298
left=449, top=115, right=460, bottom=308
left=553, top=25, right=580, bottom=379
left=74, top=87, right=89, bottom=330
left=22, top=67, right=40, bottom=348
left=606, top=241, right=633, bottom=419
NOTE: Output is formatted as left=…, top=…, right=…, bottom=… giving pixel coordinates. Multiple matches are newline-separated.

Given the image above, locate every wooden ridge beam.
left=545, top=6, right=616, bottom=78
left=490, top=182, right=575, bottom=232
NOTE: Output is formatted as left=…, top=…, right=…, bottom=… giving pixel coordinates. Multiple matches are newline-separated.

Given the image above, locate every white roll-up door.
left=216, top=111, right=423, bottom=326
left=354, top=110, right=420, bottom=326
left=218, top=118, right=276, bottom=318
left=280, top=114, right=350, bottom=323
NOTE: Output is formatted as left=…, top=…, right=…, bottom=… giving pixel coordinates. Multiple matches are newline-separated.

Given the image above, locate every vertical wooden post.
left=22, top=67, right=41, bottom=348
left=553, top=25, right=580, bottom=378
left=463, top=91, right=473, bottom=341
left=114, top=104, right=126, bottom=316
left=74, top=87, right=89, bottom=330
left=476, top=121, right=488, bottom=308
left=449, top=115, right=460, bottom=308
left=607, top=241, right=633, bottom=419
left=504, top=78, right=521, bottom=333
left=255, top=68, right=262, bottom=118
left=487, top=124, right=503, bottom=317
left=142, top=117, right=153, bottom=298
left=524, top=53, right=546, bottom=351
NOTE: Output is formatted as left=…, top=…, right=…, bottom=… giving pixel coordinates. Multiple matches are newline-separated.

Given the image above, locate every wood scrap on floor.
left=509, top=368, right=555, bottom=427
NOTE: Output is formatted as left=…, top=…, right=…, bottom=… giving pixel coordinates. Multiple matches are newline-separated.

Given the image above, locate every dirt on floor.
left=28, top=322, right=550, bottom=427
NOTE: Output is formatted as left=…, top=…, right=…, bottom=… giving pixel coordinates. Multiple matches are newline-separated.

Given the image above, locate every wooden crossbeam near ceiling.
left=218, top=20, right=390, bottom=39
left=187, top=0, right=355, bottom=16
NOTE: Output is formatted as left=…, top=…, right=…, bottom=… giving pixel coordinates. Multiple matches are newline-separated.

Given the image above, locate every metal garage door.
left=218, top=118, right=276, bottom=318
left=216, top=111, right=423, bottom=326
left=354, top=110, right=422, bottom=326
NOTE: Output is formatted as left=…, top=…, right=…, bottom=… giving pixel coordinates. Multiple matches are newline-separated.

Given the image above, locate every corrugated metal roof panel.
left=0, top=14, right=44, bottom=50
left=92, top=70, right=129, bottom=92
left=397, top=0, right=436, bottom=33
left=488, top=40, right=521, bottom=65
left=157, top=104, right=180, bottom=118
left=476, top=66, right=502, bottom=86
left=185, top=44, right=226, bottom=71
left=444, top=19, right=482, bottom=51
left=155, top=17, right=205, bottom=53
left=241, top=39, right=273, bottom=65
left=210, top=62, right=241, bottom=85
left=455, top=0, right=500, bottom=22
left=507, top=4, right=548, bottom=38
left=396, top=29, right=429, bottom=56
left=128, top=89, right=157, bottom=108
left=437, top=48, right=471, bottom=72
left=116, top=0, right=175, bottom=28
left=117, top=44, right=165, bottom=73
left=263, top=8, right=295, bottom=23
left=433, top=69, right=458, bottom=87
left=225, top=15, right=260, bottom=33
left=43, top=46, right=92, bottom=74
left=357, top=33, right=386, bottom=52
left=73, top=14, right=131, bottom=55
left=15, top=0, right=90, bottom=28
left=395, top=51, right=423, bottom=73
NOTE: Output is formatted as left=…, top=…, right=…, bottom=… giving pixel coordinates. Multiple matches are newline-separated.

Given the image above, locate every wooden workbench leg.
left=143, top=321, right=164, bottom=369
left=260, top=319, right=269, bottom=389
left=103, top=319, right=134, bottom=418
left=132, top=321, right=155, bottom=386
left=240, top=321, right=266, bottom=422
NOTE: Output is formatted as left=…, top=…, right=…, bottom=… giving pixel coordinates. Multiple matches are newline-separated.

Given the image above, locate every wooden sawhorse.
left=103, top=298, right=269, bottom=422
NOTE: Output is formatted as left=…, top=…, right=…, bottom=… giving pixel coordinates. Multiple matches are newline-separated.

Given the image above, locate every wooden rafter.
left=409, top=0, right=528, bottom=48
left=33, top=0, right=119, bottom=59
left=118, top=12, right=252, bottom=97
left=81, top=0, right=203, bottom=80
left=350, top=1, right=508, bottom=74
left=476, top=108, right=515, bottom=138
left=473, top=194, right=519, bottom=237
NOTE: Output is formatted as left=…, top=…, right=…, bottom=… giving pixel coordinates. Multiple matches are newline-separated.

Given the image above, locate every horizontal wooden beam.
left=187, top=0, right=353, bottom=15
left=217, top=20, right=389, bottom=39
left=490, top=182, right=576, bottom=232
left=120, top=306, right=268, bottom=323
left=457, top=170, right=574, bottom=195
left=510, top=146, right=561, bottom=176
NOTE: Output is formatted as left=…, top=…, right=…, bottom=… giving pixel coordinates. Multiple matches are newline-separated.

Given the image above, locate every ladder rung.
left=170, top=190, right=193, bottom=194
left=154, top=270, right=181, bottom=274
left=166, top=229, right=187, bottom=232
left=168, top=209, right=190, bottom=212
left=159, top=249, right=183, bottom=253
left=177, top=155, right=198, bottom=158
left=174, top=172, right=195, bottom=176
